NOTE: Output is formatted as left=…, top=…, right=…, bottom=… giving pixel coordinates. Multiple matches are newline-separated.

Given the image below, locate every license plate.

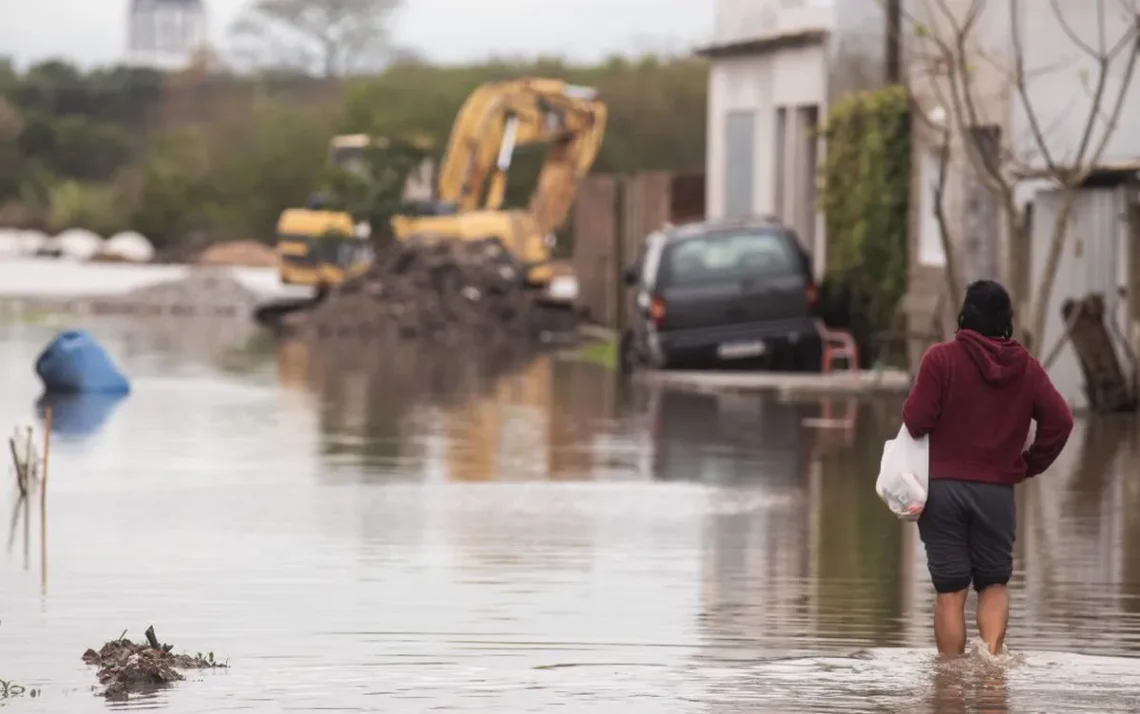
left=717, top=340, right=767, bottom=359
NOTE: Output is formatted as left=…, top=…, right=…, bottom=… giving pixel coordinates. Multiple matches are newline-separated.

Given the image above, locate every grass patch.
left=573, top=338, right=618, bottom=370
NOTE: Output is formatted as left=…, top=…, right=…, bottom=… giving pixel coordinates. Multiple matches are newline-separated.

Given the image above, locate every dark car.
left=620, top=217, right=823, bottom=371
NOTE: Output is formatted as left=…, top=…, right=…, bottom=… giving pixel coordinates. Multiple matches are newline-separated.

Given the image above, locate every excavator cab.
left=389, top=78, right=606, bottom=305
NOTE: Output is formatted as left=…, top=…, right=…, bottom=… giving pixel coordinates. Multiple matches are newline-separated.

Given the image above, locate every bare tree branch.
left=230, top=0, right=402, bottom=77
left=1010, top=0, right=1061, bottom=176
left=897, top=0, right=1140, bottom=354
left=1076, top=15, right=1140, bottom=177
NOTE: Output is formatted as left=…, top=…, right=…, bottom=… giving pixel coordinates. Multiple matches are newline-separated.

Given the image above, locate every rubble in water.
left=282, top=236, right=579, bottom=343
left=82, top=626, right=227, bottom=701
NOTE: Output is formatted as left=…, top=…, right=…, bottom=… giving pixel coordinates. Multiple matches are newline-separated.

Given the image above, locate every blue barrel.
left=34, top=329, right=131, bottom=394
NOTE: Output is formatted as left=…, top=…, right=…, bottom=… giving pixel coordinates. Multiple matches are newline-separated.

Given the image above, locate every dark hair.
left=957, top=280, right=1014, bottom=339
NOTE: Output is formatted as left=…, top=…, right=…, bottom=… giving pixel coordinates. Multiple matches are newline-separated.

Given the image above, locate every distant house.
left=904, top=0, right=1140, bottom=408
left=697, top=0, right=895, bottom=278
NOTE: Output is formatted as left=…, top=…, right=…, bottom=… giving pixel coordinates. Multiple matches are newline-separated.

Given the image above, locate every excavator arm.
left=434, top=78, right=607, bottom=234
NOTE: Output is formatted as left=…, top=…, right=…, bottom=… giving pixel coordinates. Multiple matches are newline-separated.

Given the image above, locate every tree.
left=0, top=98, right=23, bottom=198
left=230, top=0, right=403, bottom=77
left=904, top=0, right=1140, bottom=354
left=321, top=137, right=433, bottom=242
left=340, top=56, right=708, bottom=210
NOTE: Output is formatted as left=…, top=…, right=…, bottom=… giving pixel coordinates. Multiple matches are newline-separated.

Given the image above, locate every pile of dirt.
left=82, top=626, right=227, bottom=701
left=285, top=236, right=578, bottom=343
left=118, top=268, right=261, bottom=318
left=197, top=240, right=278, bottom=268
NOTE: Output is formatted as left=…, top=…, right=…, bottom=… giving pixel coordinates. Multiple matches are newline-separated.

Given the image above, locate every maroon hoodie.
left=902, top=329, right=1074, bottom=485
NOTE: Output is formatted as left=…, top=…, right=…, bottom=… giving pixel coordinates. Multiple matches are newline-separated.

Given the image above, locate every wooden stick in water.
left=40, top=407, right=51, bottom=595
left=8, top=439, right=26, bottom=497
left=41, top=408, right=51, bottom=491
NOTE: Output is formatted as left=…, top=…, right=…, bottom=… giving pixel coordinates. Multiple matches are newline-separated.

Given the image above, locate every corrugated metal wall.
left=1031, top=186, right=1134, bottom=412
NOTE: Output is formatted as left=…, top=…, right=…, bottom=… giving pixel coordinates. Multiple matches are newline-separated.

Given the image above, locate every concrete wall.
left=902, top=0, right=1018, bottom=362
left=705, top=0, right=889, bottom=279
left=1030, top=186, right=1136, bottom=412
left=1014, top=0, right=1140, bottom=171
left=828, top=0, right=891, bottom=100
left=713, top=0, right=833, bottom=46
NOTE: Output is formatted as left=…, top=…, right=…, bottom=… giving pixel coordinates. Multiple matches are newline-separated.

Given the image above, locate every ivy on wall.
left=819, top=84, right=911, bottom=338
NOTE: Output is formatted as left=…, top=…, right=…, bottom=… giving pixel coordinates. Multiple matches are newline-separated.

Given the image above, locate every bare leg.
left=934, top=590, right=969, bottom=656
left=976, top=584, right=1009, bottom=654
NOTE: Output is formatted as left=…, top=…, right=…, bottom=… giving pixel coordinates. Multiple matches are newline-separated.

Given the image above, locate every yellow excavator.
left=266, top=77, right=605, bottom=327
left=275, top=134, right=431, bottom=290
left=391, top=77, right=607, bottom=299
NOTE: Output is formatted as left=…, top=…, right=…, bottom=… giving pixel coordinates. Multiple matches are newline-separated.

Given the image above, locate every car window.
left=660, top=230, right=796, bottom=286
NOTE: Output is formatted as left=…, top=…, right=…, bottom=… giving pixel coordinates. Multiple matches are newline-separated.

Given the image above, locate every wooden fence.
left=572, top=171, right=705, bottom=331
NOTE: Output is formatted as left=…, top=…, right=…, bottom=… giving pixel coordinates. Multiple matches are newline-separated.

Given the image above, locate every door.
left=724, top=111, right=755, bottom=219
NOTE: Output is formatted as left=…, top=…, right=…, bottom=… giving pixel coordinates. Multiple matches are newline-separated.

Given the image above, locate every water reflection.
left=1, top=320, right=1140, bottom=711
left=282, top=338, right=627, bottom=482
left=649, top=389, right=812, bottom=486
left=35, top=391, right=128, bottom=439
left=696, top=401, right=900, bottom=663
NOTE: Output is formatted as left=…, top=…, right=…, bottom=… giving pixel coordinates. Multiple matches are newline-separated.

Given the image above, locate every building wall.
left=1014, top=1, right=1140, bottom=171
left=713, top=0, right=833, bottom=46
left=828, top=0, right=891, bottom=100
left=706, top=0, right=889, bottom=278
left=902, top=0, right=1016, bottom=362
left=1030, top=186, right=1135, bottom=412
left=903, top=0, right=1140, bottom=371
left=706, top=48, right=828, bottom=273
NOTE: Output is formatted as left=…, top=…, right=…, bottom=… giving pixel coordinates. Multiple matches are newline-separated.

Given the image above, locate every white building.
left=126, top=0, right=209, bottom=71
left=905, top=0, right=1140, bottom=409
left=699, top=0, right=893, bottom=277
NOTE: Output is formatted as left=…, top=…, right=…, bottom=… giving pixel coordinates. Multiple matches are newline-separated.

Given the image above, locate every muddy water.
left=1, top=319, right=1140, bottom=712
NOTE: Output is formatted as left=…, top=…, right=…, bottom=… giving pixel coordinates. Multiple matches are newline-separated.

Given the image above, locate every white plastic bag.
left=875, top=424, right=930, bottom=521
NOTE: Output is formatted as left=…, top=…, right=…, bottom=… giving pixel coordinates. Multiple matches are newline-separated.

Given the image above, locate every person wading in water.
left=902, top=280, right=1074, bottom=656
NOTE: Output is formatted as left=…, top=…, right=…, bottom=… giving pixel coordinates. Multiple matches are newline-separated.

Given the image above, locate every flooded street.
left=2, top=319, right=1140, bottom=712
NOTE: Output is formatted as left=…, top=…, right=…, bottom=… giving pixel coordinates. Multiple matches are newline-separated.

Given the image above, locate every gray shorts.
left=917, top=479, right=1016, bottom=593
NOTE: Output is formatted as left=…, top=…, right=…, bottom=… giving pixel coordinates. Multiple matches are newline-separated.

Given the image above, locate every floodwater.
left=2, top=316, right=1140, bottom=712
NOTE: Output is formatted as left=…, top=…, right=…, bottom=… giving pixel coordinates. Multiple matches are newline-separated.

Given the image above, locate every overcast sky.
left=0, top=0, right=714, bottom=69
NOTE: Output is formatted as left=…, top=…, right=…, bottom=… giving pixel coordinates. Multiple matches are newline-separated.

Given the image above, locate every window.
left=661, top=230, right=795, bottom=286
left=919, top=149, right=947, bottom=267
left=724, top=111, right=756, bottom=218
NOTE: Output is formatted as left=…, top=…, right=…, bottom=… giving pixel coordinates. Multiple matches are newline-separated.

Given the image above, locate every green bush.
left=819, top=85, right=911, bottom=335
left=47, top=180, right=127, bottom=235
left=1, top=56, right=708, bottom=247
left=342, top=56, right=708, bottom=210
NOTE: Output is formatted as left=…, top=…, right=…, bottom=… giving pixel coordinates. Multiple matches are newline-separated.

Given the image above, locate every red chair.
left=815, top=320, right=860, bottom=373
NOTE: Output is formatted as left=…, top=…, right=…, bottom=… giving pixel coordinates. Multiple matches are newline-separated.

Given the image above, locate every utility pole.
left=885, top=0, right=902, bottom=83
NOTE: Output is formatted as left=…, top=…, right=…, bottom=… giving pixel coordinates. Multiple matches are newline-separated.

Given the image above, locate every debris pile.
left=82, top=626, right=227, bottom=701
left=285, top=236, right=578, bottom=342
left=117, top=269, right=261, bottom=318
left=197, top=240, right=278, bottom=268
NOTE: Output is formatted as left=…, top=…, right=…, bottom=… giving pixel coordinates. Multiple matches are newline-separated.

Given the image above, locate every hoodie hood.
left=955, top=329, right=1030, bottom=386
